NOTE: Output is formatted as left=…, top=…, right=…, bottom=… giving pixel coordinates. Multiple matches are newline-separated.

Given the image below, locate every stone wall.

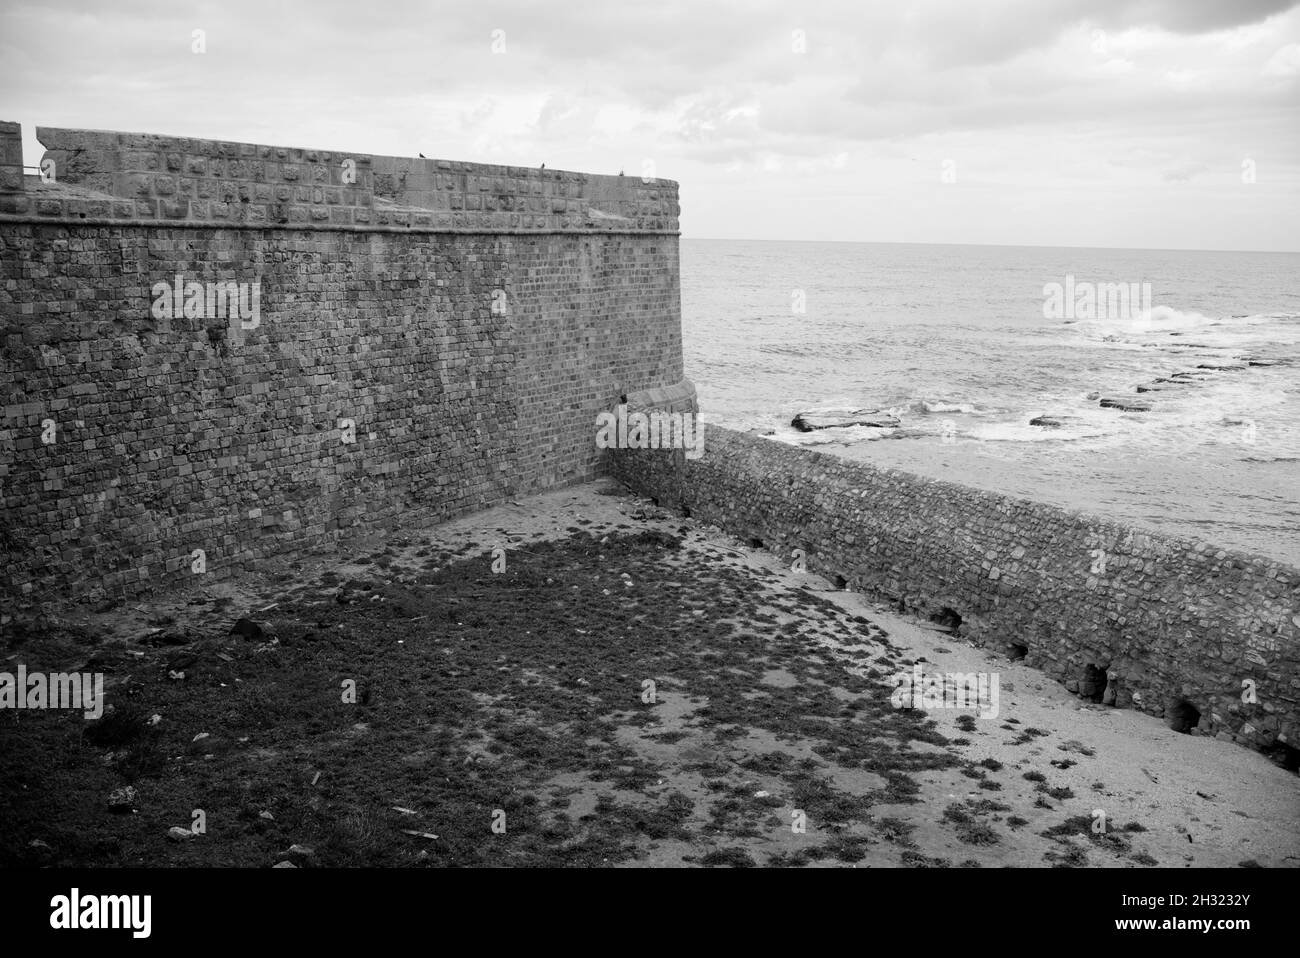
left=8, top=126, right=677, bottom=233
left=0, top=124, right=682, bottom=609
left=609, top=426, right=1300, bottom=759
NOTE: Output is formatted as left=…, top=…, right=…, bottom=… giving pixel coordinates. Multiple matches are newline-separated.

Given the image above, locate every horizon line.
left=681, top=236, right=1300, bottom=256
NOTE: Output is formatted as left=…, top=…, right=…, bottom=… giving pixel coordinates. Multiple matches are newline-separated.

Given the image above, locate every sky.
left=1, top=0, right=1297, bottom=251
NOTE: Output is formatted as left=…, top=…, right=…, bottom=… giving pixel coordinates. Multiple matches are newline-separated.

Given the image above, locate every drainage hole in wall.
left=1008, top=643, right=1028, bottom=661
left=1166, top=698, right=1200, bottom=734
left=930, top=607, right=963, bottom=633
left=1081, top=664, right=1109, bottom=704
left=833, top=574, right=848, bottom=590
left=1265, top=742, right=1300, bottom=772
left=748, top=537, right=764, bottom=549
left=680, top=504, right=691, bottom=518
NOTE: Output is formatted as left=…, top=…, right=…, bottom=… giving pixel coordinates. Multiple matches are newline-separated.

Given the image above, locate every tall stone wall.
left=0, top=125, right=682, bottom=609
left=610, top=426, right=1300, bottom=759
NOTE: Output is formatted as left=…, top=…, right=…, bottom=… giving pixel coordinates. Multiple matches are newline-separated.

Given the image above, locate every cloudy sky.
left=2, top=0, right=1297, bottom=250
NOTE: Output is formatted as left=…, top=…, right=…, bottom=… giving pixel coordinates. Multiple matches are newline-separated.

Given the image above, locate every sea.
left=680, top=239, right=1300, bottom=567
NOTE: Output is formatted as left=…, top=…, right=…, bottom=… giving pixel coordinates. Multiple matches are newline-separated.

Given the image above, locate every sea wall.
left=0, top=123, right=682, bottom=608
left=609, top=425, right=1300, bottom=759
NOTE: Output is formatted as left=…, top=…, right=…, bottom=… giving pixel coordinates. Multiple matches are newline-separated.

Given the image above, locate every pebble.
left=166, top=827, right=193, bottom=842
left=107, top=786, right=137, bottom=811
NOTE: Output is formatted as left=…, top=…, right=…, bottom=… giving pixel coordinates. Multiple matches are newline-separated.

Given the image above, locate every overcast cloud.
left=1, top=0, right=1296, bottom=250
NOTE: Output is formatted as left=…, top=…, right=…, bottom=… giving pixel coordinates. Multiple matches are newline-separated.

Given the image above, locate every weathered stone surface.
left=1098, top=396, right=1153, bottom=412
left=791, top=409, right=901, bottom=432
left=0, top=124, right=683, bottom=606
left=609, top=425, right=1300, bottom=756
left=18, top=126, right=679, bottom=234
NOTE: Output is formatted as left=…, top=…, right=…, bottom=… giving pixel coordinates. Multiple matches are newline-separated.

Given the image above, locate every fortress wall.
left=0, top=125, right=681, bottom=608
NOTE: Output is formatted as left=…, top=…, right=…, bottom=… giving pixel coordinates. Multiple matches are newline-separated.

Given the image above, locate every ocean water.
left=680, top=239, right=1300, bottom=566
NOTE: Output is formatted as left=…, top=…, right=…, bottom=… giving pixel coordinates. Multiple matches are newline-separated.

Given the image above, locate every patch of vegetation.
left=942, top=802, right=1001, bottom=846
left=900, top=850, right=952, bottom=867
left=698, top=847, right=758, bottom=868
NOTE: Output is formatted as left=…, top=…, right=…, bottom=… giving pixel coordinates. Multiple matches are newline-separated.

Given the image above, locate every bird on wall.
left=540, top=163, right=545, bottom=170
left=419, top=152, right=426, bottom=158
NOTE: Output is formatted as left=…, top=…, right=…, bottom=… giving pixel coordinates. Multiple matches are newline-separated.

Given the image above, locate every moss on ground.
left=1, top=529, right=970, bottom=867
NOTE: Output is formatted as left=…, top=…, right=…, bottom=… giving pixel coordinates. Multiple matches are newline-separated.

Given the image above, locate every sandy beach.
left=3, top=477, right=1295, bottom=868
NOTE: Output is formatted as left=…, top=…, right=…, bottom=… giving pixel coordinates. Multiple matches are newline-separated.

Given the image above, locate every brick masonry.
left=0, top=124, right=682, bottom=608
left=610, top=424, right=1300, bottom=758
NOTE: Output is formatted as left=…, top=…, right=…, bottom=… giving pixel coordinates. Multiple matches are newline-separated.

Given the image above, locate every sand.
left=5, top=478, right=1297, bottom=868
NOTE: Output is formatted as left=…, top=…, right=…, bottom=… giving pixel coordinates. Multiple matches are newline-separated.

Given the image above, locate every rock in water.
left=1098, top=397, right=1153, bottom=412
left=1029, top=416, right=1062, bottom=428
left=791, top=409, right=901, bottom=432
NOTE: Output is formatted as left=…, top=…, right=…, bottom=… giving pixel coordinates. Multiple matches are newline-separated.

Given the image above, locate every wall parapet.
left=609, top=425, right=1300, bottom=763
left=0, top=124, right=679, bottom=234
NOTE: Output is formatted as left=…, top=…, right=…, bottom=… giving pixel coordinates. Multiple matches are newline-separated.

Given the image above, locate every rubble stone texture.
left=610, top=423, right=1300, bottom=757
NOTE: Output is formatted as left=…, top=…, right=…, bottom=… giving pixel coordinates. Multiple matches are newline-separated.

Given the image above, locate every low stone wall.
left=609, top=424, right=1300, bottom=760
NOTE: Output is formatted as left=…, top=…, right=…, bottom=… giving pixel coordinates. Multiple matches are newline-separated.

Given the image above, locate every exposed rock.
left=107, top=786, right=137, bottom=812
left=1098, top=397, right=1152, bottom=412
left=273, top=861, right=297, bottom=868
left=791, top=409, right=901, bottom=432
left=167, top=652, right=199, bottom=673
left=1029, top=416, right=1065, bottom=428
left=166, top=826, right=193, bottom=842
left=1197, top=361, right=1247, bottom=371
left=230, top=617, right=265, bottom=641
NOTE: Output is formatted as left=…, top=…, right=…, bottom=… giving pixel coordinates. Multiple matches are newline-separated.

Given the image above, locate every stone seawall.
left=0, top=124, right=682, bottom=609
left=609, top=425, right=1300, bottom=760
